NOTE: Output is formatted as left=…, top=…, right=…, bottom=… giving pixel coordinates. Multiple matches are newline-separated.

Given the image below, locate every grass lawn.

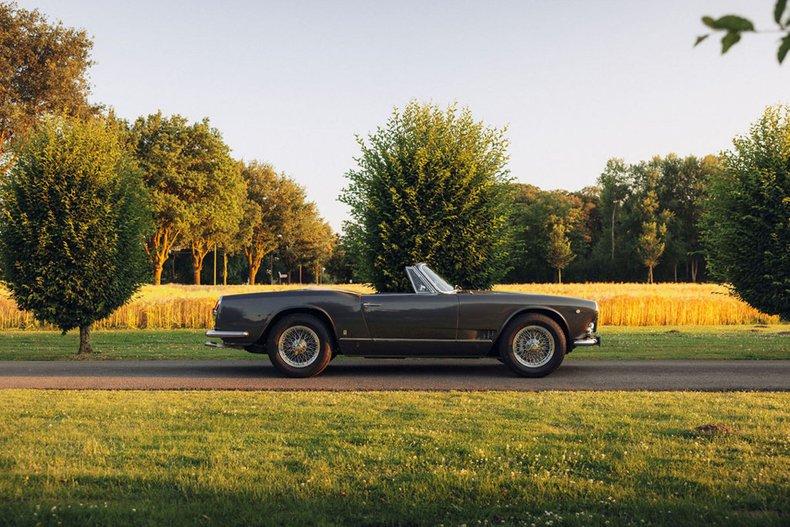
left=0, top=391, right=787, bottom=526
left=0, top=325, right=786, bottom=361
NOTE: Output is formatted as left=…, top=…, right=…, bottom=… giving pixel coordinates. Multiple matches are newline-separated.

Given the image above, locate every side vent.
left=478, top=329, right=496, bottom=341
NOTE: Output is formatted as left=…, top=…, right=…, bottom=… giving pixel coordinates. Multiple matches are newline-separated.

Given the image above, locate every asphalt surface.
left=0, top=358, right=788, bottom=391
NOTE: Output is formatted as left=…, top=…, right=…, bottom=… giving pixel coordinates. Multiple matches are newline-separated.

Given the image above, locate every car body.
left=206, top=263, right=600, bottom=377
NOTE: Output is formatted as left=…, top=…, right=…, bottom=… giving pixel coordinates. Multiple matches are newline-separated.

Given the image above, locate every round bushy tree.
left=702, top=106, right=790, bottom=320
left=0, top=116, right=151, bottom=353
left=341, top=101, right=514, bottom=291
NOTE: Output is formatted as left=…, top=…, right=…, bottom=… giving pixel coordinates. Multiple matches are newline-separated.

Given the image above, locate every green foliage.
left=0, top=2, right=95, bottom=152
left=130, top=113, right=245, bottom=284
left=179, top=120, right=245, bottom=284
left=586, top=155, right=710, bottom=282
left=637, top=186, right=672, bottom=284
left=702, top=105, right=790, bottom=319
left=546, top=217, right=574, bottom=283
left=341, top=101, right=514, bottom=292
left=696, top=2, right=790, bottom=63
left=508, top=184, right=596, bottom=282
left=0, top=116, right=151, bottom=349
left=324, top=233, right=356, bottom=283
left=239, top=162, right=326, bottom=284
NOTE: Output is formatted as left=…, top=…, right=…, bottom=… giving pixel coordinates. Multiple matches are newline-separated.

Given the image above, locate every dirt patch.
left=694, top=423, right=734, bottom=437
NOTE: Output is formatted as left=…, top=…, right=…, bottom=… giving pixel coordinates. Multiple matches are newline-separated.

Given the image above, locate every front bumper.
left=573, top=335, right=601, bottom=346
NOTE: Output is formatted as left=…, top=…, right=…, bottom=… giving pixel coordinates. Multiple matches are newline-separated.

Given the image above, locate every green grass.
left=0, top=391, right=787, bottom=526
left=0, top=325, right=787, bottom=361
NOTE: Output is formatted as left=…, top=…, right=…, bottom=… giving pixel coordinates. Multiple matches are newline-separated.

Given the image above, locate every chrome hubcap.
left=278, top=325, right=320, bottom=368
left=512, top=325, right=555, bottom=368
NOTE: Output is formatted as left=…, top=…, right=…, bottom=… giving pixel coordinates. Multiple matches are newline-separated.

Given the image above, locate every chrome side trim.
left=338, top=337, right=492, bottom=343
left=206, top=329, right=249, bottom=338
left=573, top=336, right=601, bottom=346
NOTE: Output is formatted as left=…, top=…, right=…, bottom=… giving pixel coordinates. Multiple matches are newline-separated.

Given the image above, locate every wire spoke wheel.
left=277, top=325, right=320, bottom=368
left=512, top=325, right=555, bottom=368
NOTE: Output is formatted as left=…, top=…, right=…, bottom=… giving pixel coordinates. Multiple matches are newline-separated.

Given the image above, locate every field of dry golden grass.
left=0, top=282, right=780, bottom=330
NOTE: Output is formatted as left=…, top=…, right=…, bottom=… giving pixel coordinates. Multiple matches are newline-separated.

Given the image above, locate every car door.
left=359, top=268, right=459, bottom=355
left=361, top=293, right=458, bottom=340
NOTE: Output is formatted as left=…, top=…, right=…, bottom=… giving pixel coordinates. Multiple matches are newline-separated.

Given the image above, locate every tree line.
left=504, top=154, right=714, bottom=284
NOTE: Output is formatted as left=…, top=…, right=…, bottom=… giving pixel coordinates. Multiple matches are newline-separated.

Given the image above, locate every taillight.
left=212, top=297, right=222, bottom=319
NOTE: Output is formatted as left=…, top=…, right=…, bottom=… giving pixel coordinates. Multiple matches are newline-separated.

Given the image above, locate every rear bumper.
left=204, top=329, right=250, bottom=349
left=573, top=335, right=601, bottom=346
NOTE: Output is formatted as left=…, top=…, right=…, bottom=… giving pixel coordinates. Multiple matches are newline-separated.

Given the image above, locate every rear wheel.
left=498, top=313, right=566, bottom=377
left=267, top=314, right=333, bottom=377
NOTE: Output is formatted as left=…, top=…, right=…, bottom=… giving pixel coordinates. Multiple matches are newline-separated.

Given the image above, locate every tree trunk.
left=557, top=268, right=562, bottom=284
left=192, top=252, right=206, bottom=285
left=647, top=265, right=654, bottom=284
left=611, top=207, right=616, bottom=260
left=78, top=324, right=93, bottom=355
left=153, top=262, right=164, bottom=286
left=191, top=241, right=211, bottom=285
left=223, top=252, right=228, bottom=286
left=246, top=250, right=263, bottom=286
left=146, top=227, right=177, bottom=286
left=691, top=257, right=698, bottom=282
left=673, top=262, right=678, bottom=282
left=248, top=263, right=260, bottom=285
left=212, top=245, right=218, bottom=286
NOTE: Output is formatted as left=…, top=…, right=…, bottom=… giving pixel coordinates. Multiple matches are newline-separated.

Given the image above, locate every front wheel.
left=498, top=313, right=566, bottom=377
left=267, top=314, right=333, bottom=377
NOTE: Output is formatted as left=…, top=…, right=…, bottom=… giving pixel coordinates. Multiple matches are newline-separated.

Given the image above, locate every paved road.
left=0, top=359, right=788, bottom=390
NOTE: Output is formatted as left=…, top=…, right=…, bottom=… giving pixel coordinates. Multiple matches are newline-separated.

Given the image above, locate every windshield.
left=418, top=264, right=456, bottom=293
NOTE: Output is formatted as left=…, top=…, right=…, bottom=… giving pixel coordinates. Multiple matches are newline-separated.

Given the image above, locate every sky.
left=18, top=0, right=790, bottom=230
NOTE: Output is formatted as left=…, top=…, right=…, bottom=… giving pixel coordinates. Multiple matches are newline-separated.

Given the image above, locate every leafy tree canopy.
left=0, top=115, right=151, bottom=352
left=0, top=2, right=94, bottom=153
left=702, top=105, right=790, bottom=319
left=341, top=101, right=514, bottom=292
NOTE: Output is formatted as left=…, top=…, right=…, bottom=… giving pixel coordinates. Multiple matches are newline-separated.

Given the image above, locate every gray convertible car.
left=206, top=263, right=601, bottom=378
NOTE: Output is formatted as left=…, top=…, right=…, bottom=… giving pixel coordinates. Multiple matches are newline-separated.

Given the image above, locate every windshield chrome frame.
left=413, top=263, right=457, bottom=294
left=406, top=266, right=436, bottom=294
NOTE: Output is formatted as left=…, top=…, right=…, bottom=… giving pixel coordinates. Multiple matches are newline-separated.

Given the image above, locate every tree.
left=695, top=1, right=790, bottom=63
left=239, top=162, right=304, bottom=285
left=181, top=121, right=245, bottom=285
left=131, top=114, right=244, bottom=285
left=702, top=106, right=790, bottom=319
left=0, top=116, right=150, bottom=354
left=637, top=188, right=672, bottom=284
left=0, top=2, right=94, bottom=155
left=341, top=101, right=514, bottom=292
left=131, top=113, right=194, bottom=284
left=325, top=233, right=355, bottom=283
left=598, top=159, right=631, bottom=263
left=292, top=207, right=334, bottom=283
left=507, top=184, right=592, bottom=282
left=546, top=217, right=574, bottom=283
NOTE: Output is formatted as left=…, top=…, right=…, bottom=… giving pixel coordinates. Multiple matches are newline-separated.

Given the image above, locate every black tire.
left=266, top=314, right=334, bottom=378
left=498, top=313, right=566, bottom=377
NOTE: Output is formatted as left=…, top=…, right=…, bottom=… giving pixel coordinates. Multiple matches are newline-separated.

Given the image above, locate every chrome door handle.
left=362, top=302, right=381, bottom=308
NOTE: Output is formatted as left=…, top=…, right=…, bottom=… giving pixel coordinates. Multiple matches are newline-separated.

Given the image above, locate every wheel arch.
left=256, top=306, right=339, bottom=351
left=490, top=307, right=571, bottom=356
